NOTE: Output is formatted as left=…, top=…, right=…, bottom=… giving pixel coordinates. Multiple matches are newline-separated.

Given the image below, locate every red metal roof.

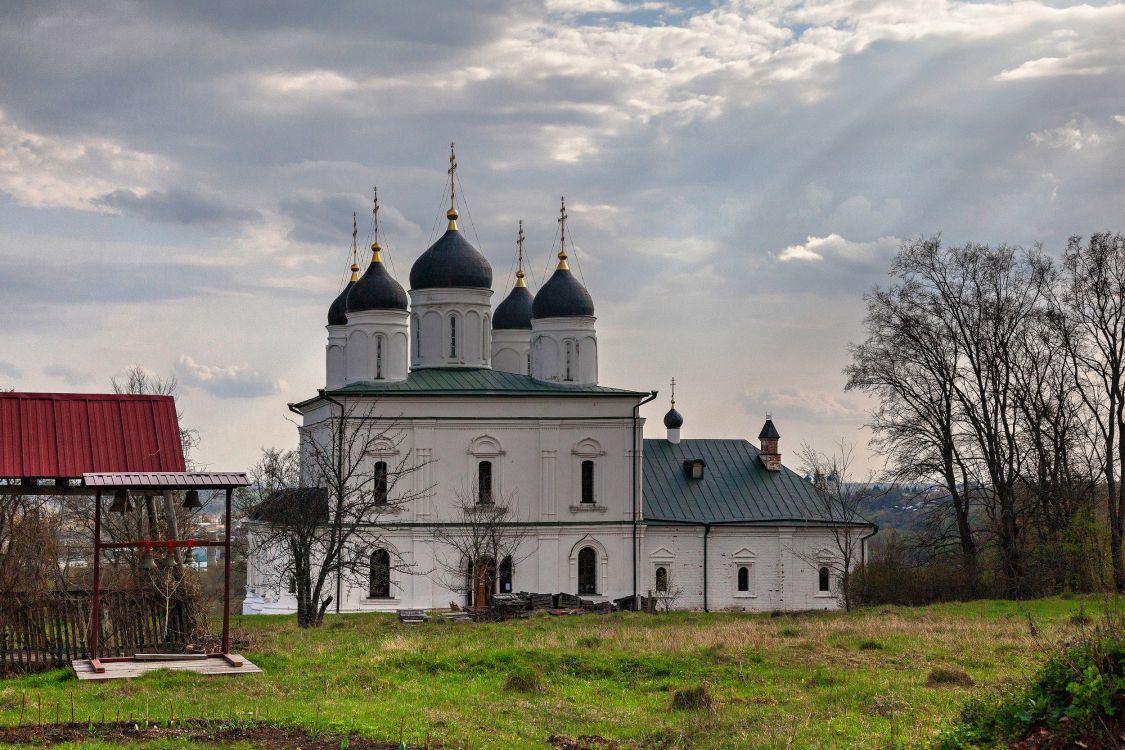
left=0, top=393, right=187, bottom=478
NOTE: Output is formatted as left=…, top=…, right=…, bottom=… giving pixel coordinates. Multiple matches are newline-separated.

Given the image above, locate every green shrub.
left=933, top=633, right=1125, bottom=748
left=779, top=627, right=800, bottom=637
left=858, top=639, right=884, bottom=651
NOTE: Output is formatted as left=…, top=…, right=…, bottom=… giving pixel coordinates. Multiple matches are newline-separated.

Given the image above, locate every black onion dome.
left=347, top=258, right=408, bottom=312
left=493, top=285, right=533, bottom=330
left=409, top=228, right=493, bottom=290
left=532, top=267, right=594, bottom=319
left=327, top=279, right=355, bottom=325
left=663, top=407, right=683, bottom=429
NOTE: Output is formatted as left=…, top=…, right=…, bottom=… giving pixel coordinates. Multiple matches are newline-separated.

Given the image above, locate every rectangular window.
left=581, top=460, right=594, bottom=504
left=373, top=461, right=388, bottom=504
left=478, top=460, right=493, bottom=504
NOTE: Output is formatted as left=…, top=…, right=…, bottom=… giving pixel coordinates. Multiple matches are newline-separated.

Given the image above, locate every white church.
left=243, top=156, right=874, bottom=615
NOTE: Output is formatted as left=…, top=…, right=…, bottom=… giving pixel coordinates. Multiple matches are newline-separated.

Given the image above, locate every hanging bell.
left=182, top=489, right=203, bottom=510
left=139, top=551, right=157, bottom=570
left=160, top=551, right=177, bottom=568
left=109, top=489, right=132, bottom=514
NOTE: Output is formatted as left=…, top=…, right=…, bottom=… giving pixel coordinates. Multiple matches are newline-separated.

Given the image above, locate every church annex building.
left=243, top=157, right=875, bottom=614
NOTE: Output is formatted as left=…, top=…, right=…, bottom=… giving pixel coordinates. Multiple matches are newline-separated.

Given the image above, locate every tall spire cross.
left=670, top=377, right=676, bottom=408
left=370, top=187, right=383, bottom=263
left=448, top=142, right=457, bottom=212
left=557, top=196, right=569, bottom=270
left=350, top=211, right=359, bottom=280
left=446, top=142, right=459, bottom=230
left=515, top=220, right=527, bottom=288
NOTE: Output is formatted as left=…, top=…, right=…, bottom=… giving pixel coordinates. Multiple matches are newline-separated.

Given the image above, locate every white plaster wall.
left=491, top=329, right=530, bottom=374
left=325, top=326, right=347, bottom=389
left=409, top=288, right=493, bottom=369
left=530, top=317, right=598, bottom=384
left=341, top=310, right=410, bottom=383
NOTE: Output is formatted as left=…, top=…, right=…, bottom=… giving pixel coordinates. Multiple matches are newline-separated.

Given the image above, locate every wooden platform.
left=71, top=654, right=262, bottom=681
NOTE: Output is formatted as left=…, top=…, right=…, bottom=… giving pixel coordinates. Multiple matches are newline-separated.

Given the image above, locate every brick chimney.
left=758, top=414, right=781, bottom=472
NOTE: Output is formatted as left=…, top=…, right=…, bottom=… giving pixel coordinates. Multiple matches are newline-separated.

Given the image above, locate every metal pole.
left=222, top=487, right=232, bottom=654
left=89, top=490, right=102, bottom=660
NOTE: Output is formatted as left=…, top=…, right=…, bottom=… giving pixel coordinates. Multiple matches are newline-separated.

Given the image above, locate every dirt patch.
left=1008, top=715, right=1125, bottom=750
left=548, top=735, right=629, bottom=750
left=0, top=721, right=404, bottom=749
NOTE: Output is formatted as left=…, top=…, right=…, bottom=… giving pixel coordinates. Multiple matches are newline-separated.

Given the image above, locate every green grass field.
left=0, top=596, right=1110, bottom=749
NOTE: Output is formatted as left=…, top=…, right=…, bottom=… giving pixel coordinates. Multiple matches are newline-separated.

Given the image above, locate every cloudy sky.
left=1, top=0, right=1122, bottom=473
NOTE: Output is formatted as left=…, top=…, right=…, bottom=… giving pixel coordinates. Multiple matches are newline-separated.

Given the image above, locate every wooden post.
left=222, top=487, right=232, bottom=656
left=89, top=490, right=103, bottom=670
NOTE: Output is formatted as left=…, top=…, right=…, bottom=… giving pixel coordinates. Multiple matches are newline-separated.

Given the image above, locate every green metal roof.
left=642, top=438, right=873, bottom=527
left=297, top=368, right=648, bottom=406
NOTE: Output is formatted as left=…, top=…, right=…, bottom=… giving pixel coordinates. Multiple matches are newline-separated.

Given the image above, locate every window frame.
left=654, top=565, right=668, bottom=593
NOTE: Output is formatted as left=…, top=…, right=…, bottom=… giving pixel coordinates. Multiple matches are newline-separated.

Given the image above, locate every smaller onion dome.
left=347, top=243, right=408, bottom=312
left=494, top=286, right=533, bottom=329
left=663, top=407, right=683, bottom=429
left=494, top=221, right=533, bottom=330
left=532, top=197, right=594, bottom=319
left=328, top=262, right=359, bottom=326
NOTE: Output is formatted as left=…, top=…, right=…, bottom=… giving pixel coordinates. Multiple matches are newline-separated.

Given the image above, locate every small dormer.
left=683, top=459, right=705, bottom=480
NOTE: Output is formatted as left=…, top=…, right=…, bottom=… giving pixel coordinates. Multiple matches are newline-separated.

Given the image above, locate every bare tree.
left=846, top=277, right=979, bottom=587
left=1057, top=232, right=1125, bottom=591
left=795, top=440, right=883, bottom=612
left=242, top=402, right=431, bottom=628
left=431, top=485, right=531, bottom=609
left=893, top=239, right=1051, bottom=597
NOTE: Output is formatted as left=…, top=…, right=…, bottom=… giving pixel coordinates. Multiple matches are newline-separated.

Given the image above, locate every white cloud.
left=777, top=234, right=900, bottom=264
left=0, top=110, right=168, bottom=211
left=174, top=355, right=285, bottom=399
left=1028, top=118, right=1104, bottom=151
left=996, top=54, right=1108, bottom=82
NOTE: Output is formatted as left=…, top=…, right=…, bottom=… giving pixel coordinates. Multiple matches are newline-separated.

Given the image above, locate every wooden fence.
left=0, top=590, right=197, bottom=672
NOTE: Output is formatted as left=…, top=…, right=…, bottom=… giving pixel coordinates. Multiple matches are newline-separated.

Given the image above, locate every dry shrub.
left=671, top=684, right=712, bottom=711
left=926, top=667, right=975, bottom=687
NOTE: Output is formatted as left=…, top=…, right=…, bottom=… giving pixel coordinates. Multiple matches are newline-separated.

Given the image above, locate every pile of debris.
left=397, top=591, right=641, bottom=625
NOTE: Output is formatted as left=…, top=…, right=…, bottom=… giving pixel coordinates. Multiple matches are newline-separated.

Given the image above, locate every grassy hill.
left=0, top=596, right=1109, bottom=749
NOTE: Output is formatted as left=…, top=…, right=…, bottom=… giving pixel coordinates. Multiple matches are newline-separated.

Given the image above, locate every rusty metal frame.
left=87, top=475, right=247, bottom=674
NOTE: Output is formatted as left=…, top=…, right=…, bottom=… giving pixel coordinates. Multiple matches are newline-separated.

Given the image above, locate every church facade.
left=243, top=171, right=874, bottom=615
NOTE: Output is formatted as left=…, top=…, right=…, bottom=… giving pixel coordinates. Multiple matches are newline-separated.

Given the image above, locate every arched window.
left=375, top=335, right=384, bottom=379
left=369, top=549, right=391, bottom=598
left=287, top=575, right=296, bottom=595
left=818, top=566, right=831, bottom=592
left=449, top=315, right=458, bottom=357
left=499, top=556, right=513, bottom=594
left=581, top=460, right=595, bottom=504
left=577, top=546, right=597, bottom=595
left=373, top=461, right=388, bottom=504
left=412, top=314, right=420, bottom=356
left=564, top=340, right=573, bottom=381
left=482, top=319, right=488, bottom=362
left=478, top=460, right=493, bottom=504
left=737, top=566, right=749, bottom=592
left=655, top=566, right=668, bottom=593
